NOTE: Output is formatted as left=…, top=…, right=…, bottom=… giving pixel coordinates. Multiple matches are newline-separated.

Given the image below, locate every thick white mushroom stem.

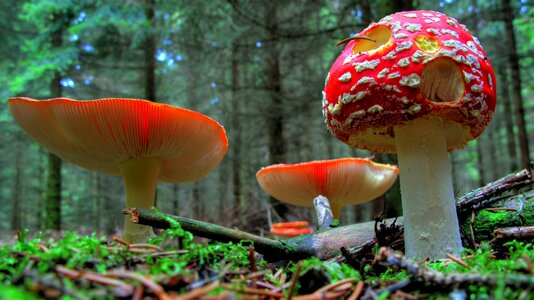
left=394, top=118, right=462, bottom=259
left=118, top=157, right=162, bottom=243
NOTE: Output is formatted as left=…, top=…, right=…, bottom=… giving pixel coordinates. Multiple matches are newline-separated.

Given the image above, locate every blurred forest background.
left=0, top=0, right=532, bottom=237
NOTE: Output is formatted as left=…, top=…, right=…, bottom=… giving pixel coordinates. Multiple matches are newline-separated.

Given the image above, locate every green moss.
left=470, top=210, right=524, bottom=241
left=0, top=285, right=41, bottom=300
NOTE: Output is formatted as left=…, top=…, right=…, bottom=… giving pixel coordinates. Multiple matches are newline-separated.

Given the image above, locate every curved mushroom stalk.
left=395, top=118, right=462, bottom=259
left=118, top=157, right=162, bottom=243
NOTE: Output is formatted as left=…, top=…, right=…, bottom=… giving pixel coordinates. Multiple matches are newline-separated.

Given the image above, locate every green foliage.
left=147, top=208, right=254, bottom=273
left=0, top=285, right=41, bottom=300
left=298, top=257, right=360, bottom=281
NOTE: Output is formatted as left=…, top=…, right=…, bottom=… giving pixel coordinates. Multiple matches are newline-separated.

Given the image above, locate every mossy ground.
left=0, top=212, right=532, bottom=299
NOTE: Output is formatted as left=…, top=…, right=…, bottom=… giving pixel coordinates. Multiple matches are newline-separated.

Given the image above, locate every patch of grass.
left=0, top=219, right=531, bottom=299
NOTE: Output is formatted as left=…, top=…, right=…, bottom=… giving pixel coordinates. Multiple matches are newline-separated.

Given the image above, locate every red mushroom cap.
left=270, top=226, right=314, bottom=238
left=8, top=97, right=228, bottom=183
left=272, top=221, right=310, bottom=228
left=256, top=158, right=398, bottom=218
left=323, top=10, right=496, bottom=153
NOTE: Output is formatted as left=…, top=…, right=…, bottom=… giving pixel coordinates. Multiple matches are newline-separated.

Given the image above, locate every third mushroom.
left=256, top=158, right=399, bottom=224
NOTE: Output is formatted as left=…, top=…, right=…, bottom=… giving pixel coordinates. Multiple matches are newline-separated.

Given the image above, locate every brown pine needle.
left=176, top=281, right=219, bottom=300
left=222, top=284, right=285, bottom=298
left=112, top=236, right=129, bottom=246
left=128, top=243, right=164, bottom=251
left=485, top=207, right=517, bottom=211
left=347, top=281, right=365, bottom=300
left=287, top=262, right=302, bottom=300
left=106, top=270, right=171, bottom=300
left=314, top=277, right=357, bottom=294
left=446, top=253, right=471, bottom=269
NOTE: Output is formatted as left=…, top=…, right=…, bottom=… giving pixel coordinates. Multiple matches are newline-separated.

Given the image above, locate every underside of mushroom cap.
left=256, top=158, right=398, bottom=208
left=8, top=97, right=228, bottom=183
left=323, top=10, right=496, bottom=153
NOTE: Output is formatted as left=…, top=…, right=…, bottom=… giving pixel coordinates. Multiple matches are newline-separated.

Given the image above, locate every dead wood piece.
left=375, top=247, right=534, bottom=289
left=457, top=168, right=532, bottom=212
left=491, top=226, right=534, bottom=245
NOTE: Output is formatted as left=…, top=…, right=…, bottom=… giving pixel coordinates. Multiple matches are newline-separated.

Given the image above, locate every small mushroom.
left=323, top=11, right=496, bottom=259
left=9, top=97, right=228, bottom=243
left=270, top=221, right=314, bottom=238
left=256, top=158, right=399, bottom=220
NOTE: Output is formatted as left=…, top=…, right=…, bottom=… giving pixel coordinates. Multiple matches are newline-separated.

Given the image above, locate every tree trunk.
left=502, top=0, right=531, bottom=170
left=499, top=66, right=518, bottom=172
left=46, top=15, right=63, bottom=231
left=144, top=0, right=156, bottom=102
left=264, top=1, right=289, bottom=219
left=386, top=0, right=414, bottom=13
left=11, top=150, right=22, bottom=231
left=476, top=139, right=486, bottom=187
left=231, top=40, right=243, bottom=224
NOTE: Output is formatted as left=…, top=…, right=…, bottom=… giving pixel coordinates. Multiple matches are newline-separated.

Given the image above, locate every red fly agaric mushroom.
left=256, top=158, right=399, bottom=220
left=270, top=222, right=314, bottom=239
left=9, top=97, right=228, bottom=243
left=323, top=11, right=496, bottom=259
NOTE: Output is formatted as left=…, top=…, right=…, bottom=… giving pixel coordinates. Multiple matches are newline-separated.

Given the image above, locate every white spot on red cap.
left=388, top=72, right=401, bottom=79
left=377, top=68, right=389, bottom=78
left=391, top=21, right=402, bottom=33
left=426, top=28, right=441, bottom=35
left=405, top=23, right=422, bottom=32
left=383, top=50, right=397, bottom=60
left=446, top=19, right=458, bottom=28
left=441, top=28, right=460, bottom=38
left=354, top=59, right=380, bottom=72
left=396, top=41, right=413, bottom=52
left=412, top=50, right=431, bottom=63
left=399, top=74, right=421, bottom=87
left=398, top=57, right=411, bottom=67
left=356, top=76, right=375, bottom=85
left=394, top=33, right=409, bottom=39
left=471, top=83, right=483, bottom=93
left=367, top=105, right=384, bottom=114
left=338, top=72, right=352, bottom=82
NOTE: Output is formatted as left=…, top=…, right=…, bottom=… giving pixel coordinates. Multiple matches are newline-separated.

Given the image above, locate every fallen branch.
left=490, top=226, right=534, bottom=245
left=124, top=207, right=392, bottom=261
left=457, top=168, right=532, bottom=213
left=123, top=208, right=311, bottom=260
left=123, top=169, right=533, bottom=262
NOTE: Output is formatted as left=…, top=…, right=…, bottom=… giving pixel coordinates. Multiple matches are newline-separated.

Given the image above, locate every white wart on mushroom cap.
left=256, top=158, right=399, bottom=219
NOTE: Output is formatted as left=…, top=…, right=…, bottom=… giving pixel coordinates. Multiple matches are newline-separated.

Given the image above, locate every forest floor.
left=1, top=213, right=533, bottom=300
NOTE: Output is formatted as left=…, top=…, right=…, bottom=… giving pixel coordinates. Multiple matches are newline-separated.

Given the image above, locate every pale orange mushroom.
left=272, top=221, right=309, bottom=228
left=256, top=158, right=398, bottom=219
left=9, top=97, right=228, bottom=243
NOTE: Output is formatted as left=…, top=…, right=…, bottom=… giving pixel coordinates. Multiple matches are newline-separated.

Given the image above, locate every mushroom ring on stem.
left=8, top=97, right=228, bottom=243
left=256, top=158, right=399, bottom=220
left=323, top=10, right=496, bottom=259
